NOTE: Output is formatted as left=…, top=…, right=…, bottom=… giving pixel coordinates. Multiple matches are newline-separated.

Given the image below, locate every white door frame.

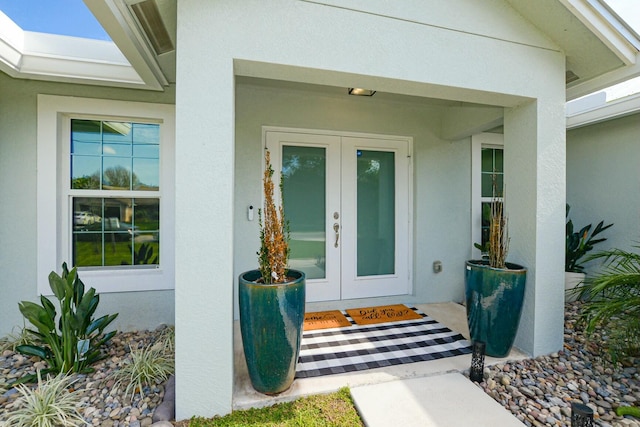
left=263, top=126, right=414, bottom=302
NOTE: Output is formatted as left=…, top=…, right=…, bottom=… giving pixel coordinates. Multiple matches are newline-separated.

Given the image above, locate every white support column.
left=174, top=3, right=235, bottom=418
left=503, top=99, right=565, bottom=357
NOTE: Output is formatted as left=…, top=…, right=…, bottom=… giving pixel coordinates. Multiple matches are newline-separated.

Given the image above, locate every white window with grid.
left=37, top=95, right=175, bottom=294
left=471, top=133, right=504, bottom=259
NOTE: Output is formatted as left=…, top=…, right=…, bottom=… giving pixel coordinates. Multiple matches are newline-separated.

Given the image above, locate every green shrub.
left=566, top=204, right=613, bottom=273
left=5, top=371, right=84, bottom=427
left=112, top=346, right=174, bottom=401
left=579, top=246, right=640, bottom=362
left=16, top=263, right=118, bottom=383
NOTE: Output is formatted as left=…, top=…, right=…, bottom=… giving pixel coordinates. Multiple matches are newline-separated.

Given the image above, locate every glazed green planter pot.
left=465, top=260, right=527, bottom=358
left=239, top=269, right=306, bottom=395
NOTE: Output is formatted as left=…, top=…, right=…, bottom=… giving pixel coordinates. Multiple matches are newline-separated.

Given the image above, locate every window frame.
left=37, top=95, right=175, bottom=295
left=471, top=133, right=504, bottom=259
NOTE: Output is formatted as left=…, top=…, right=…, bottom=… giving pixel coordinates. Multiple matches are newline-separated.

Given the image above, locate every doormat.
left=346, top=304, right=423, bottom=325
left=296, top=305, right=472, bottom=379
left=304, top=310, right=352, bottom=331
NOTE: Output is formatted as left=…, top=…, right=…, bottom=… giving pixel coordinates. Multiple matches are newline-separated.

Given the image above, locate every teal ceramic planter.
left=239, top=269, right=306, bottom=394
left=465, top=260, right=526, bottom=358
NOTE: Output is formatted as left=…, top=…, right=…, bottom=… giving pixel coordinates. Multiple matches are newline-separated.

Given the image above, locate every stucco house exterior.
left=567, top=92, right=640, bottom=259
left=1, top=0, right=639, bottom=419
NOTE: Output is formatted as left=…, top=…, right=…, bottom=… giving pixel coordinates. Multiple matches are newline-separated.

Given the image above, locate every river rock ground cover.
left=1, top=302, right=638, bottom=426
left=0, top=326, right=171, bottom=426
left=476, top=301, right=639, bottom=427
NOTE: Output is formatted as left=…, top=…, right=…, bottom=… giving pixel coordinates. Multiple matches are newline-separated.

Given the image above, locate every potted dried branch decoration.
left=238, top=150, right=306, bottom=395
left=465, top=177, right=527, bottom=357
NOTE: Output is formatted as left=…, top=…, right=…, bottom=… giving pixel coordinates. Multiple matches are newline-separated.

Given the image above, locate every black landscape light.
left=571, top=402, right=594, bottom=427
left=470, top=340, right=486, bottom=382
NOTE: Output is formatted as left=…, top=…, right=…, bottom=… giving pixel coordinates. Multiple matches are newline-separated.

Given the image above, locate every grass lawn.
left=175, top=388, right=363, bottom=427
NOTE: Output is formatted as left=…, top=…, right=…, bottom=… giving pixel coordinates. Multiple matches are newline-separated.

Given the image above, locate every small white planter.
left=564, top=272, right=585, bottom=302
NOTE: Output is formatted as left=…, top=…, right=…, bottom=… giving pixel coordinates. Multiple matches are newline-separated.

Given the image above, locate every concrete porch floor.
left=232, top=302, right=528, bottom=411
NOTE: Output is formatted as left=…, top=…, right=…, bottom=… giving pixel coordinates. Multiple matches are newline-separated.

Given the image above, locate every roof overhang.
left=0, top=0, right=637, bottom=97
left=0, top=0, right=175, bottom=91
left=506, top=0, right=640, bottom=100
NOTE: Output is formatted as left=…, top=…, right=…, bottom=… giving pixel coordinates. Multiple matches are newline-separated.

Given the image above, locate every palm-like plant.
left=578, top=245, right=640, bottom=361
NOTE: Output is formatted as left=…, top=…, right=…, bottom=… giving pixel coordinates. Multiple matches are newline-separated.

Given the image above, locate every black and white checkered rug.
left=296, top=305, right=472, bottom=378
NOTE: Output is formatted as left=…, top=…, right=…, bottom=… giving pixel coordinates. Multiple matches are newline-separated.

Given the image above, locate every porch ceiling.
left=236, top=76, right=492, bottom=109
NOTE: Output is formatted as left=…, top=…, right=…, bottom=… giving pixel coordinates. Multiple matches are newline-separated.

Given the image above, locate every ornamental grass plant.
left=112, top=334, right=175, bottom=401
left=0, top=325, right=33, bottom=353
left=5, top=371, right=84, bottom=427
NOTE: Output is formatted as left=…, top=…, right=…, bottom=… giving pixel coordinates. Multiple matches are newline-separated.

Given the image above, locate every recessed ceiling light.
left=348, top=88, right=376, bottom=96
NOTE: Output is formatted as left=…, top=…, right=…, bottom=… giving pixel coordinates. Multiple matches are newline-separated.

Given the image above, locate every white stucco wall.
left=176, top=0, right=566, bottom=418
left=0, top=72, right=175, bottom=337
left=567, top=112, right=640, bottom=268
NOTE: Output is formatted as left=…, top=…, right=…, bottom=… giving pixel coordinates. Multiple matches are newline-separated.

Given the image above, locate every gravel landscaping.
left=1, top=301, right=638, bottom=426
left=477, top=302, right=639, bottom=427
left=0, top=326, right=172, bottom=426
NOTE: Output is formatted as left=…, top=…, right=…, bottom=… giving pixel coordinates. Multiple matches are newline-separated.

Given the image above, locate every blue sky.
left=0, top=0, right=110, bottom=41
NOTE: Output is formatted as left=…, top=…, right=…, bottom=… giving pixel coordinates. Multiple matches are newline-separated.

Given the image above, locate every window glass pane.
left=134, top=199, right=160, bottom=232
left=103, top=143, right=132, bottom=157
left=71, top=156, right=100, bottom=189
left=72, top=197, right=159, bottom=267
left=133, top=123, right=160, bottom=144
left=133, top=144, right=159, bottom=158
left=103, top=158, right=132, bottom=190
left=481, top=202, right=491, bottom=248
left=481, top=148, right=494, bottom=173
left=72, top=120, right=102, bottom=153
left=102, top=122, right=132, bottom=143
left=133, top=158, right=159, bottom=190
left=494, top=149, right=504, bottom=172
left=357, top=150, right=395, bottom=276
left=282, top=146, right=326, bottom=280
left=481, top=173, right=504, bottom=198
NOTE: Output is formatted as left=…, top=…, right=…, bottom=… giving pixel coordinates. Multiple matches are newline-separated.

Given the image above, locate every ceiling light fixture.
left=348, top=88, right=376, bottom=96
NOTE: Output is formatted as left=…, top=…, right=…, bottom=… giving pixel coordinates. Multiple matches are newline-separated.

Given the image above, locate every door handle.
left=333, top=223, right=340, bottom=248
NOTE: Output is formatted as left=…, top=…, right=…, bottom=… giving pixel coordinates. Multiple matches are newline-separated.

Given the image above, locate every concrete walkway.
left=350, top=372, right=526, bottom=427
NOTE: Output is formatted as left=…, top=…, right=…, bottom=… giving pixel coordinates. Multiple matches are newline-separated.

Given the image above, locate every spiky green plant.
left=16, top=263, right=118, bottom=383
left=566, top=204, right=613, bottom=273
left=4, top=371, right=84, bottom=427
left=112, top=346, right=174, bottom=401
left=578, top=245, right=640, bottom=362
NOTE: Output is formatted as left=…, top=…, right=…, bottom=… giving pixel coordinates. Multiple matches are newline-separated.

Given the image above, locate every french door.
left=265, top=128, right=411, bottom=302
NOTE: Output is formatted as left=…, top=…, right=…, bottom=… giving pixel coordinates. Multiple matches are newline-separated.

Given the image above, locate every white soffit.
left=560, top=0, right=639, bottom=64
left=562, top=0, right=640, bottom=99
left=0, top=5, right=165, bottom=90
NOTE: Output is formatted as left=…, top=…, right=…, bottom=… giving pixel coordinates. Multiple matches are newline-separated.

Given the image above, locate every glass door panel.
left=356, top=150, right=395, bottom=276
left=341, top=136, right=410, bottom=300
left=282, top=145, right=327, bottom=280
